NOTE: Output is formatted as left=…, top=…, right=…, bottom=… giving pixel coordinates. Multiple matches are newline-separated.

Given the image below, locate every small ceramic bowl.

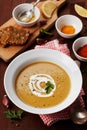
left=55, top=14, right=83, bottom=39
left=12, top=3, right=40, bottom=27
left=72, top=37, right=87, bottom=62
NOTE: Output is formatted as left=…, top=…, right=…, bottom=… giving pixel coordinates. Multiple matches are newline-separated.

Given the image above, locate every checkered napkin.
left=35, top=39, right=70, bottom=56
left=35, top=39, right=85, bottom=126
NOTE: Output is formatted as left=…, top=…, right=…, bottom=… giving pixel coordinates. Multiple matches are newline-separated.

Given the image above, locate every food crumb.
left=15, top=123, right=20, bottom=127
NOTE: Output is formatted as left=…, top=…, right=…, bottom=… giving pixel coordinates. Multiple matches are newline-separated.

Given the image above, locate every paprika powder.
left=77, top=44, right=87, bottom=58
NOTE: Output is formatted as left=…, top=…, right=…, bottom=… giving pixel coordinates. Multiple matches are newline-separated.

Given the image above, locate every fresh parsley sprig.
left=45, top=81, right=54, bottom=94
left=4, top=110, right=23, bottom=120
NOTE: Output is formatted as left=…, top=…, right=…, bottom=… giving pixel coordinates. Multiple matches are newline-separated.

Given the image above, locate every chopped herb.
left=46, top=81, right=54, bottom=89
left=45, top=81, right=54, bottom=94
left=45, top=87, right=53, bottom=94
left=39, top=29, right=53, bottom=38
left=4, top=110, right=23, bottom=120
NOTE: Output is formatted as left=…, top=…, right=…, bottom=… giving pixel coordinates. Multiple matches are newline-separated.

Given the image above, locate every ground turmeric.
left=61, top=25, right=75, bottom=34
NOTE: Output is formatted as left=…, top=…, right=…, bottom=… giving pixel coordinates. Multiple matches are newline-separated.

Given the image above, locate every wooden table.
left=0, top=0, right=87, bottom=130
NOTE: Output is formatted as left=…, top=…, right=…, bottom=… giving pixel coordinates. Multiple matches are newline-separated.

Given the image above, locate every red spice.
left=77, top=44, right=87, bottom=58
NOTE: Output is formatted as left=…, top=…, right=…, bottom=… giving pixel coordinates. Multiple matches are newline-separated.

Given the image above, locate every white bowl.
left=55, top=14, right=83, bottom=39
left=4, top=49, right=82, bottom=114
left=12, top=3, right=40, bottom=27
left=72, top=37, right=87, bottom=62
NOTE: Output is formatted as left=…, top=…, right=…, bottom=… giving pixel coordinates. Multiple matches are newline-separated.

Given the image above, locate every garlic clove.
left=2, top=95, right=10, bottom=108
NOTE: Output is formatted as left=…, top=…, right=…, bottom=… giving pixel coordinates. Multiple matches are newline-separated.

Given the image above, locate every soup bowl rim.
left=4, top=49, right=82, bottom=114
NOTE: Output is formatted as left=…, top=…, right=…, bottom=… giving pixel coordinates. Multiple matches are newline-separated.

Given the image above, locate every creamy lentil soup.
left=15, top=62, right=71, bottom=108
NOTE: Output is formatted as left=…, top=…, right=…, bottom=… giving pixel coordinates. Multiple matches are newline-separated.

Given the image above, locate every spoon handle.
left=33, top=0, right=40, bottom=8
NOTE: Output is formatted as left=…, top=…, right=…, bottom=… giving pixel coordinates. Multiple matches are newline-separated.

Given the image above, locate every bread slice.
left=0, top=26, right=29, bottom=47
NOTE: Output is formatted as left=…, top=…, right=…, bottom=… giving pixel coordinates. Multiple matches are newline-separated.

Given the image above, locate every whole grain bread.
left=0, top=26, right=29, bottom=47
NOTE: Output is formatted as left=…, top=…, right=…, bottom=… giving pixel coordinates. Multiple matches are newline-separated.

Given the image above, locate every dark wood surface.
left=0, top=0, right=87, bottom=130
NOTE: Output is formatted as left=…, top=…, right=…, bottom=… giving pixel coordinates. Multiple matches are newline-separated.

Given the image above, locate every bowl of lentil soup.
left=4, top=49, right=82, bottom=114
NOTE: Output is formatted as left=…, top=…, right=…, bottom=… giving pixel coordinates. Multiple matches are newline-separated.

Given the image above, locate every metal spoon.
left=70, top=97, right=87, bottom=124
left=70, top=61, right=87, bottom=124
left=18, top=0, right=40, bottom=22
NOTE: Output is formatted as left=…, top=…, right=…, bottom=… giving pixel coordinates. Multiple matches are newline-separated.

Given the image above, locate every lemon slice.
left=74, top=4, right=87, bottom=18
left=41, top=1, right=57, bottom=18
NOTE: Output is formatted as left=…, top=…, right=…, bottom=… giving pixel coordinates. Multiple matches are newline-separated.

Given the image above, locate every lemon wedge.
left=41, top=1, right=57, bottom=18
left=74, top=4, right=87, bottom=18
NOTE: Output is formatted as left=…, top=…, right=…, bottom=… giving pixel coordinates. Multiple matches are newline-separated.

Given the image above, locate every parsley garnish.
left=4, top=110, right=23, bottom=120
left=45, top=81, right=54, bottom=94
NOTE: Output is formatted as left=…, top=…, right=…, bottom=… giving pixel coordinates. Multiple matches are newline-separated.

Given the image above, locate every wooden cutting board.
left=0, top=0, right=66, bottom=62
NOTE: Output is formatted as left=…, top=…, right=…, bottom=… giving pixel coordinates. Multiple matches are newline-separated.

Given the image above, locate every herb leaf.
left=4, top=110, right=23, bottom=120
left=45, top=86, right=53, bottom=94
left=45, top=81, right=54, bottom=94
left=39, top=29, right=53, bottom=38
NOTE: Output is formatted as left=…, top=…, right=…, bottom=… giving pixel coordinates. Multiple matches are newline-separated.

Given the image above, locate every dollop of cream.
left=29, top=74, right=56, bottom=97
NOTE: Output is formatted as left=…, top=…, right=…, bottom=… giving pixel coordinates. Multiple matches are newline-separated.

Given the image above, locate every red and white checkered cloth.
left=35, top=39, right=85, bottom=126
left=35, top=39, right=70, bottom=56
